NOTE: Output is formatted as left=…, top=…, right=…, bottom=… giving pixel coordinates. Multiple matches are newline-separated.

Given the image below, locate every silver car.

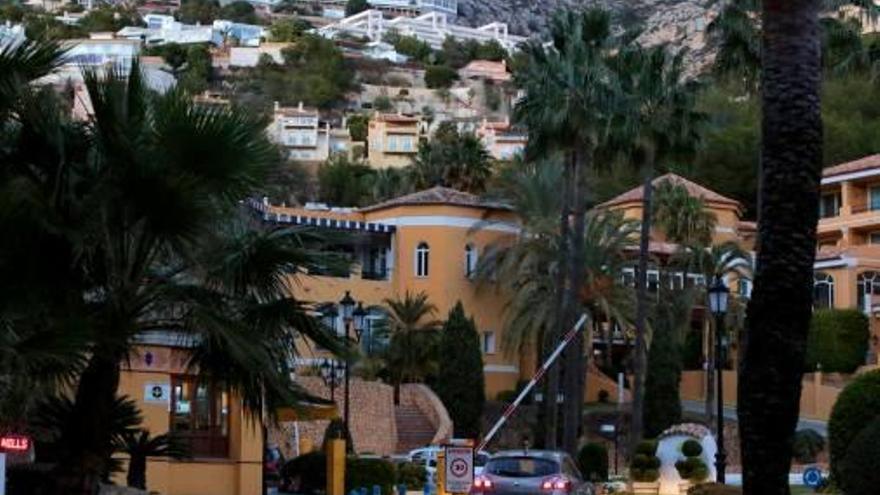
left=471, top=450, right=594, bottom=495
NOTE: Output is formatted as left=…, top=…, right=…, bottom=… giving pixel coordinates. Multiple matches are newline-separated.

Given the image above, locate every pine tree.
left=435, top=302, right=486, bottom=439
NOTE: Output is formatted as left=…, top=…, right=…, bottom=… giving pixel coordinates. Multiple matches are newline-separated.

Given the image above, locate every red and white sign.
left=0, top=435, right=29, bottom=452
left=444, top=446, right=474, bottom=494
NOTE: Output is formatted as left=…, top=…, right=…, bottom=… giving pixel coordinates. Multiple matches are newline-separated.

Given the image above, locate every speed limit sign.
left=444, top=446, right=474, bottom=494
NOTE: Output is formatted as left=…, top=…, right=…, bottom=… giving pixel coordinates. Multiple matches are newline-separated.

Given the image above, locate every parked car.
left=471, top=450, right=594, bottom=495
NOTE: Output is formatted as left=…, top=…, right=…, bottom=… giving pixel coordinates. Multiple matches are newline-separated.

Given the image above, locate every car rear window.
left=485, top=457, right=559, bottom=478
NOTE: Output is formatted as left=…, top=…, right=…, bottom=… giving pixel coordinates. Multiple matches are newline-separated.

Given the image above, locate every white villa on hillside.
left=318, top=10, right=527, bottom=53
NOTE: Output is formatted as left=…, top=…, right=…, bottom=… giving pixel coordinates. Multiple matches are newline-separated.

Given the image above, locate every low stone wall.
left=400, top=384, right=453, bottom=444
left=271, top=377, right=398, bottom=457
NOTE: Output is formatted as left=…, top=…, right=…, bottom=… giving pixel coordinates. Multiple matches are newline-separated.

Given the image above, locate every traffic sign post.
left=1, top=452, right=6, bottom=495
left=802, top=467, right=824, bottom=490
left=443, top=446, right=474, bottom=494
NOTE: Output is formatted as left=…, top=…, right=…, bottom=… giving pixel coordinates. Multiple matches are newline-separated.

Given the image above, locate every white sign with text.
left=444, top=446, right=474, bottom=494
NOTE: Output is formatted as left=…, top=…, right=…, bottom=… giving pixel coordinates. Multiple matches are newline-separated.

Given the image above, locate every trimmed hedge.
left=396, top=461, right=427, bottom=490
left=631, top=440, right=661, bottom=482
left=687, top=483, right=742, bottom=495
left=347, top=458, right=396, bottom=495
left=828, top=370, right=880, bottom=481
left=839, top=417, right=880, bottom=495
left=805, top=309, right=869, bottom=373
left=792, top=429, right=826, bottom=464
left=577, top=442, right=609, bottom=482
left=681, top=439, right=703, bottom=458
left=282, top=451, right=326, bottom=494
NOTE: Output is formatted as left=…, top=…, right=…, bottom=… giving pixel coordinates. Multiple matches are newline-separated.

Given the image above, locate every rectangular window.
left=170, top=376, right=229, bottom=458
left=871, top=187, right=880, bottom=211
left=482, top=331, right=496, bottom=354
left=402, top=136, right=413, bottom=151
left=870, top=232, right=880, bottom=245
left=819, top=192, right=840, bottom=218
left=388, top=136, right=397, bottom=152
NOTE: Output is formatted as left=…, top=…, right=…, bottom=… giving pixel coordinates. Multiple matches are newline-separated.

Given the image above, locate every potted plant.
left=630, top=440, right=661, bottom=495
left=674, top=439, right=709, bottom=494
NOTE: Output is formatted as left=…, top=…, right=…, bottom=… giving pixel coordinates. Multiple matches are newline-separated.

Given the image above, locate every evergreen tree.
left=643, top=288, right=692, bottom=438
left=435, top=302, right=485, bottom=439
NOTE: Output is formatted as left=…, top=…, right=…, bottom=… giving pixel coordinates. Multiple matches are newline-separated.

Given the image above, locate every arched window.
left=813, top=272, right=835, bottom=309
left=857, top=271, right=880, bottom=312
left=465, top=244, right=477, bottom=278
left=415, top=242, right=430, bottom=278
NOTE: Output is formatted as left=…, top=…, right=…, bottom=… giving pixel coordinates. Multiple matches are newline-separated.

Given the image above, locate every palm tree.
left=409, top=128, right=493, bottom=193
left=514, top=9, right=622, bottom=452
left=118, top=429, right=189, bottom=489
left=738, top=0, right=824, bottom=493
left=0, top=57, right=345, bottom=493
left=609, top=45, right=705, bottom=449
left=653, top=179, right=718, bottom=246
left=381, top=291, right=442, bottom=403
left=707, top=0, right=762, bottom=92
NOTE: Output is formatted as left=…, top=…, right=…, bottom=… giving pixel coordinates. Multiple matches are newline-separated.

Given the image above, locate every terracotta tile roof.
left=460, top=60, right=512, bottom=81
left=823, top=154, right=880, bottom=178
left=360, top=186, right=512, bottom=212
left=376, top=113, right=420, bottom=123
left=598, top=173, right=742, bottom=209
left=738, top=220, right=757, bottom=232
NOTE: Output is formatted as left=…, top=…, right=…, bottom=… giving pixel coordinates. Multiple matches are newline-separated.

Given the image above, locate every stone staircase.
left=395, top=405, right=437, bottom=453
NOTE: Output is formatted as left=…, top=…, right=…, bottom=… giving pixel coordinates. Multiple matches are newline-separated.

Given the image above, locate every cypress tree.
left=435, top=302, right=486, bottom=439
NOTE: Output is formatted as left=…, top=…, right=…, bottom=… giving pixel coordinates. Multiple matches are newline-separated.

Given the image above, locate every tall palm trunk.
left=631, top=165, right=654, bottom=450
left=56, top=354, right=122, bottom=494
left=563, top=147, right=590, bottom=455
left=543, top=155, right=574, bottom=449
left=739, top=1, right=822, bottom=494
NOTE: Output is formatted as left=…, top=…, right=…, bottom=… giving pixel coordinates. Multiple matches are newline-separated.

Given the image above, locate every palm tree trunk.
left=631, top=165, right=654, bottom=450
left=704, top=317, right=715, bottom=424
left=543, top=152, right=574, bottom=450
left=739, top=1, right=822, bottom=494
left=55, top=354, right=122, bottom=495
left=563, top=146, right=590, bottom=455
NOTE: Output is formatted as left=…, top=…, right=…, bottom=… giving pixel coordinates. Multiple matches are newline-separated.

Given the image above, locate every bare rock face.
left=456, top=0, right=725, bottom=76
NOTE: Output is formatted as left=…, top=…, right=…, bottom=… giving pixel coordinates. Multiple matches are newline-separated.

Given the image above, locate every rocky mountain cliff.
left=457, top=0, right=725, bottom=75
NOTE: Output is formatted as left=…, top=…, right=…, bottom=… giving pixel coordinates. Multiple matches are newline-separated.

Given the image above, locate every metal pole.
left=714, top=313, right=727, bottom=484
left=344, top=320, right=352, bottom=448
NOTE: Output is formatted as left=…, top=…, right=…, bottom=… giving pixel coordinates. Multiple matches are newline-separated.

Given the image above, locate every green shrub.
left=805, top=309, right=869, bottom=373
left=792, top=429, right=826, bottom=464
left=598, top=389, right=611, bottom=403
left=496, top=389, right=517, bottom=403
left=396, top=461, right=427, bottom=490
left=828, top=370, right=880, bottom=481
left=838, top=417, right=880, bottom=495
left=630, top=440, right=661, bottom=482
left=681, top=439, right=703, bottom=458
left=282, top=451, right=327, bottom=494
left=577, top=442, right=609, bottom=482
left=675, top=457, right=709, bottom=483
left=347, top=458, right=396, bottom=495
left=425, top=65, right=458, bottom=89
left=687, top=483, right=742, bottom=495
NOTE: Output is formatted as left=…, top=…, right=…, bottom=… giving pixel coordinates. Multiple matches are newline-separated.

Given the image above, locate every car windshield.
left=475, top=454, right=490, bottom=467
left=485, top=457, right=559, bottom=478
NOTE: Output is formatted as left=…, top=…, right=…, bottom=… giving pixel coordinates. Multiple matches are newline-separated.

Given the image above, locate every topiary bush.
left=687, top=483, right=742, bottom=495
left=282, top=451, right=327, bottom=494
left=792, top=429, right=826, bottom=464
left=838, top=417, right=880, bottom=495
left=631, top=440, right=661, bottom=482
left=828, top=370, right=880, bottom=481
left=804, top=309, right=869, bottom=373
left=676, top=439, right=708, bottom=483
left=396, top=461, right=427, bottom=490
left=347, top=457, right=397, bottom=495
left=577, top=442, right=609, bottom=482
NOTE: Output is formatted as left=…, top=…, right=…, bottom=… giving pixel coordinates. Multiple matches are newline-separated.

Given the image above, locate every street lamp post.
left=708, top=275, right=730, bottom=484
left=338, top=291, right=366, bottom=447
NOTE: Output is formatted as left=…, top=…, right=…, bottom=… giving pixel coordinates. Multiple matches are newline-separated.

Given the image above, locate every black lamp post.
left=319, top=358, right=344, bottom=400
left=708, top=275, right=730, bottom=484
left=337, top=291, right=365, bottom=446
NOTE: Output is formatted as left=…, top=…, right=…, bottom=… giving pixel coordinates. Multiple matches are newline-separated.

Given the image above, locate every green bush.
left=828, top=370, right=880, bottom=481
left=396, top=461, right=427, bottom=490
left=598, top=389, right=611, bottom=403
left=805, top=309, right=869, bottom=373
left=496, top=389, right=517, bottom=402
left=675, top=457, right=709, bottom=483
left=282, top=451, right=327, bottom=494
left=347, top=458, right=397, bottom=495
left=687, top=483, right=742, bottom=495
left=631, top=440, right=661, bottom=482
left=792, top=429, right=826, bottom=464
left=681, top=439, right=703, bottom=458
left=838, top=417, right=880, bottom=495
left=434, top=302, right=486, bottom=438
left=577, top=442, right=609, bottom=482
left=425, top=65, right=458, bottom=89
